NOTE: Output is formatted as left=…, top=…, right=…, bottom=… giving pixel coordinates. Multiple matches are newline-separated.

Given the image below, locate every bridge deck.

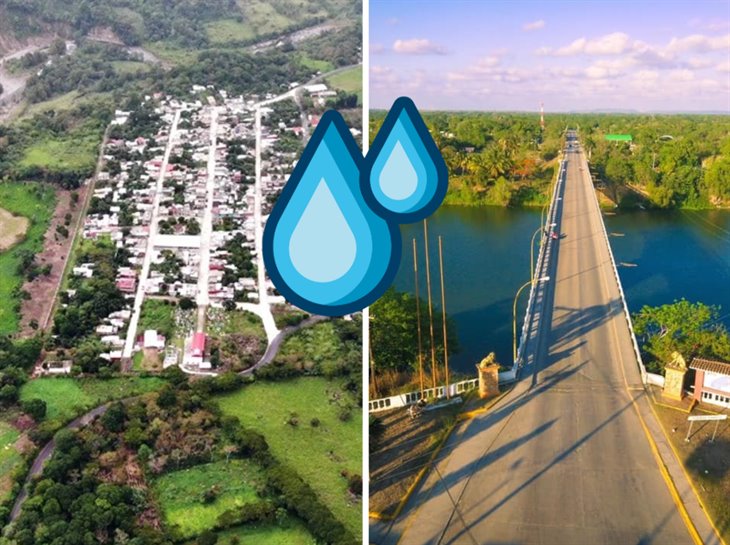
left=375, top=136, right=702, bottom=545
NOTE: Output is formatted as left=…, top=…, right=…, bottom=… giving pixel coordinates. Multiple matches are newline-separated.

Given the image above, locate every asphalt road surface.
left=378, top=136, right=696, bottom=545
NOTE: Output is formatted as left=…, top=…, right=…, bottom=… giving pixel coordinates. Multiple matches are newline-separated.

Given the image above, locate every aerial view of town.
left=0, top=1, right=362, bottom=544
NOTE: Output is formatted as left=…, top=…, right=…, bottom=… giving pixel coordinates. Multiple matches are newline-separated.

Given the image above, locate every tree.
left=489, top=176, right=513, bottom=206
left=22, top=398, right=47, bottom=420
left=156, top=386, right=177, bottom=409
left=101, top=401, right=126, bottom=433
left=705, top=156, right=730, bottom=201
left=633, top=299, right=730, bottom=373
left=0, top=384, right=18, bottom=406
left=197, top=530, right=218, bottom=545
left=371, top=288, right=458, bottom=374
left=179, top=297, right=196, bottom=310
left=137, top=443, right=153, bottom=464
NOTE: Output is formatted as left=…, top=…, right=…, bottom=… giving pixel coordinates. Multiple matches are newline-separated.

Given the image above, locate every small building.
left=690, top=357, right=730, bottom=409
left=40, top=360, right=72, bottom=375
left=184, top=332, right=207, bottom=367
left=116, top=277, right=137, bottom=293
left=191, top=332, right=206, bottom=358
left=143, top=329, right=166, bottom=350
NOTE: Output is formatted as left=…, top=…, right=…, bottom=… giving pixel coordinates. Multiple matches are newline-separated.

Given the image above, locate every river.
left=392, top=206, right=730, bottom=375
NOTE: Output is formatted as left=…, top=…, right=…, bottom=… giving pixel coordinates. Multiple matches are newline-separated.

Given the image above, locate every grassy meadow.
left=216, top=377, right=362, bottom=537
left=0, top=182, right=56, bottom=334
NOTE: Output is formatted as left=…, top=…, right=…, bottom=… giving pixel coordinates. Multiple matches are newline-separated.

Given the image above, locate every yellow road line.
left=646, top=394, right=728, bottom=545
left=592, top=176, right=705, bottom=545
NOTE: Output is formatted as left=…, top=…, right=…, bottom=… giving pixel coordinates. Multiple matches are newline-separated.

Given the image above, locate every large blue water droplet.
left=289, top=179, right=356, bottom=282
left=263, top=111, right=401, bottom=316
left=363, top=97, right=448, bottom=223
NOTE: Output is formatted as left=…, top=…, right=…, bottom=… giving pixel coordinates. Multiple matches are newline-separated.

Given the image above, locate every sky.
left=369, top=0, right=730, bottom=112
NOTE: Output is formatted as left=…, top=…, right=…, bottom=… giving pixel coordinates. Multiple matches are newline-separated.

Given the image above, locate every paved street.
left=196, top=107, right=220, bottom=331
left=373, top=136, right=705, bottom=545
left=123, top=108, right=181, bottom=359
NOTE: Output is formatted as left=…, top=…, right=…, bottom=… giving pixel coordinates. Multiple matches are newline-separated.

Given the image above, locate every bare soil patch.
left=19, top=183, right=89, bottom=335
left=142, top=348, right=162, bottom=372
left=0, top=207, right=29, bottom=251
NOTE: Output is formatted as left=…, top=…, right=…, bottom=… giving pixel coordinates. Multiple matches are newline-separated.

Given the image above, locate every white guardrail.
left=369, top=379, right=479, bottom=413
left=369, top=154, right=567, bottom=414
left=581, top=151, right=653, bottom=385
left=513, top=155, right=566, bottom=373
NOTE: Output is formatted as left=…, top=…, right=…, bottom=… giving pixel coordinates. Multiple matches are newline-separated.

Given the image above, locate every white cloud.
left=523, top=20, right=545, bottom=32
left=370, top=65, right=399, bottom=87
left=687, top=57, right=713, bottom=69
left=539, top=31, right=728, bottom=59
left=585, top=65, right=620, bottom=79
left=669, top=69, right=695, bottom=81
left=584, top=32, right=632, bottom=54
left=707, top=20, right=730, bottom=31
left=553, top=37, right=587, bottom=56
left=393, top=38, right=448, bottom=55
left=539, top=32, right=631, bottom=56
left=717, top=60, right=730, bottom=72
left=666, top=33, right=730, bottom=53
left=370, top=43, right=385, bottom=54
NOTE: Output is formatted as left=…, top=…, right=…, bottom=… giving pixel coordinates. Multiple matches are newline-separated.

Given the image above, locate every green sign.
left=605, top=134, right=633, bottom=141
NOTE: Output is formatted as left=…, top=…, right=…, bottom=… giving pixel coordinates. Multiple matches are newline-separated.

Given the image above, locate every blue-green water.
left=393, top=206, right=730, bottom=374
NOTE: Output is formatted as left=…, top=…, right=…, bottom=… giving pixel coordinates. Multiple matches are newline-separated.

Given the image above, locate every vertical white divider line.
left=362, top=0, right=371, bottom=537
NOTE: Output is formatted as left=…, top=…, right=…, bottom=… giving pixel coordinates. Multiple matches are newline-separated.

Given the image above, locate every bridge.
left=371, top=133, right=721, bottom=545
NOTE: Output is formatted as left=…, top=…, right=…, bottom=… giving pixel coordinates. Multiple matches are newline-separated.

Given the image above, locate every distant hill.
left=0, top=0, right=358, bottom=56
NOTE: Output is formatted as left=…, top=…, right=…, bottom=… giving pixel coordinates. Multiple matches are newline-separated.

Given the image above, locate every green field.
left=217, top=309, right=266, bottom=338
left=189, top=519, right=316, bottom=545
left=21, top=91, right=81, bottom=119
left=0, top=420, right=22, bottom=502
left=216, top=377, right=362, bottom=537
left=296, top=54, right=334, bottom=73
left=207, top=0, right=333, bottom=45
left=111, top=60, right=151, bottom=75
left=138, top=299, right=176, bottom=339
left=205, top=18, right=259, bottom=43
left=20, top=132, right=99, bottom=172
left=0, top=182, right=56, bottom=334
left=143, top=41, right=199, bottom=66
left=19, top=376, right=165, bottom=425
left=326, top=65, right=362, bottom=101
left=153, top=459, right=267, bottom=538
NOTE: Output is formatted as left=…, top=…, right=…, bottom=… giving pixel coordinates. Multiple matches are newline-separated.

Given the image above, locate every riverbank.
left=394, top=204, right=730, bottom=375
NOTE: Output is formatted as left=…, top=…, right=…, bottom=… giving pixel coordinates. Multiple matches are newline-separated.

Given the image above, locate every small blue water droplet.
left=263, top=111, right=401, bottom=316
left=363, top=97, right=448, bottom=223
left=380, top=141, right=418, bottom=201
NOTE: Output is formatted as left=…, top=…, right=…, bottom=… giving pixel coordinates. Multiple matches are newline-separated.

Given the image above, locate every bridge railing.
left=513, top=155, right=566, bottom=371
left=368, top=378, right=479, bottom=413
left=581, top=152, right=649, bottom=384
left=368, top=151, right=568, bottom=414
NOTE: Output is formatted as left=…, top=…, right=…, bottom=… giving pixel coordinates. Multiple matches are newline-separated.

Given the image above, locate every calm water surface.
left=393, top=206, right=730, bottom=374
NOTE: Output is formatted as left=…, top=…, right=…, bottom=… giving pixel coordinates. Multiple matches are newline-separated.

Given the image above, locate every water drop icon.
left=363, top=97, right=448, bottom=223
left=263, top=111, right=401, bottom=316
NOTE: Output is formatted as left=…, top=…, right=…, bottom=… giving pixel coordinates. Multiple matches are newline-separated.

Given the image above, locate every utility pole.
left=413, top=238, right=425, bottom=394
left=423, top=219, right=438, bottom=391
left=438, top=236, right=450, bottom=398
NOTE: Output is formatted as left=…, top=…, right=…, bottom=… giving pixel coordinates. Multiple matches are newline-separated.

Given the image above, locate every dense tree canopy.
left=371, top=111, right=730, bottom=209
left=633, top=299, right=730, bottom=373
left=370, top=288, right=458, bottom=375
